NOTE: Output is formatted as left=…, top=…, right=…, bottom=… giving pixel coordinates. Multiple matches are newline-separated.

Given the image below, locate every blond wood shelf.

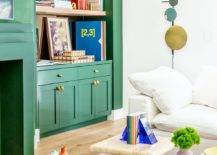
left=36, top=6, right=106, bottom=17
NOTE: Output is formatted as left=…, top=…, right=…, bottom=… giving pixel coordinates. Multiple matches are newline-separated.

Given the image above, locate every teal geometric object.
left=169, top=0, right=178, bottom=6
left=165, top=8, right=177, bottom=22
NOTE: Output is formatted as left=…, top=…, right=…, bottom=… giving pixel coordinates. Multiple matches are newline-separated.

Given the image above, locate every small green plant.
left=171, top=127, right=200, bottom=150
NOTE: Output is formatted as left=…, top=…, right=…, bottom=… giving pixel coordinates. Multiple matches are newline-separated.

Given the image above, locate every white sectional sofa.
left=129, top=94, right=217, bottom=140
left=128, top=66, right=217, bottom=154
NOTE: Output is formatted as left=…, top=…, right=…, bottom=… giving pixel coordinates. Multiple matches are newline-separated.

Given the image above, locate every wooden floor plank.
left=35, top=119, right=126, bottom=155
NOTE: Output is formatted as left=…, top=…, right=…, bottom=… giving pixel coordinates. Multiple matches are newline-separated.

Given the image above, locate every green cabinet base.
left=40, top=116, right=107, bottom=137
left=37, top=61, right=112, bottom=137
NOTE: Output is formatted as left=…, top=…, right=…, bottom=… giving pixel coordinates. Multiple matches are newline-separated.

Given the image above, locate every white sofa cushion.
left=129, top=66, right=192, bottom=114
left=152, top=104, right=217, bottom=139
left=193, top=66, right=217, bottom=110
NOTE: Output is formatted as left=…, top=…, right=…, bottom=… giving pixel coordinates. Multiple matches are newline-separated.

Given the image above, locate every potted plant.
left=171, top=127, right=200, bottom=155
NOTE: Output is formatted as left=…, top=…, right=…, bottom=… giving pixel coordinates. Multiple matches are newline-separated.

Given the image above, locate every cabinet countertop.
left=37, top=60, right=112, bottom=71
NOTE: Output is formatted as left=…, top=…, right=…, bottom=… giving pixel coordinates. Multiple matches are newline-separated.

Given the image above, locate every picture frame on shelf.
left=46, top=17, right=72, bottom=59
left=0, top=0, right=13, bottom=20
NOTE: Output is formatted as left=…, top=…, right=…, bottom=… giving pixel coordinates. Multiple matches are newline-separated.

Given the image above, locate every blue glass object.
left=121, top=119, right=158, bottom=145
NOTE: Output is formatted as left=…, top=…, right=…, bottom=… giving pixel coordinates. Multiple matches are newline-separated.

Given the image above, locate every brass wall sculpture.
left=163, top=0, right=187, bottom=67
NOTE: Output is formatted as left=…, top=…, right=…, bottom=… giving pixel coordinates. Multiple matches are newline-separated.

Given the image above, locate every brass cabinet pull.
left=94, top=69, right=100, bottom=73
left=56, top=86, right=61, bottom=91
left=60, top=85, right=64, bottom=91
left=57, top=74, right=63, bottom=77
left=92, top=80, right=97, bottom=85
left=96, top=80, right=100, bottom=85
left=56, top=85, right=64, bottom=92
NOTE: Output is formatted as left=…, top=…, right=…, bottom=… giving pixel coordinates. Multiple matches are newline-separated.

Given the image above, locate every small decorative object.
left=126, top=114, right=139, bottom=145
left=50, top=150, right=59, bottom=155
left=169, top=0, right=178, bottom=7
left=46, top=17, right=72, bottom=60
left=0, top=0, right=13, bottom=20
left=165, top=8, right=177, bottom=22
left=59, top=146, right=69, bottom=155
left=121, top=113, right=157, bottom=145
left=71, top=0, right=78, bottom=9
left=165, top=25, right=187, bottom=50
left=171, top=127, right=200, bottom=155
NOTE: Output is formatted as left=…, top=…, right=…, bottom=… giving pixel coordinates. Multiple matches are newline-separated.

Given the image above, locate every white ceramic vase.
left=177, top=149, right=193, bottom=155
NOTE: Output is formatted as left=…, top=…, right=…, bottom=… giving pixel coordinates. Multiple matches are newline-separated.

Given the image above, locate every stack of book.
left=53, top=50, right=95, bottom=63
left=36, top=0, right=54, bottom=7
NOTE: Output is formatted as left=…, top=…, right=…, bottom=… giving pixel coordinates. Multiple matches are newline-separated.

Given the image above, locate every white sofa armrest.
left=128, top=94, right=160, bottom=123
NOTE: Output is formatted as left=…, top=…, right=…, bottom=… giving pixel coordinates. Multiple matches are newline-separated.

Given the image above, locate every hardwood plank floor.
left=35, top=119, right=125, bottom=155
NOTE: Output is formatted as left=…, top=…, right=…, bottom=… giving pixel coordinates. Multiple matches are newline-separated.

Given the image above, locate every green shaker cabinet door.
left=78, top=79, right=94, bottom=122
left=94, top=77, right=112, bottom=117
left=58, top=82, right=78, bottom=128
left=38, top=85, right=59, bottom=134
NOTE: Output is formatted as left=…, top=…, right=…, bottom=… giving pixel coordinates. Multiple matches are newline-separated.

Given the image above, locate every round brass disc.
left=165, top=25, right=187, bottom=50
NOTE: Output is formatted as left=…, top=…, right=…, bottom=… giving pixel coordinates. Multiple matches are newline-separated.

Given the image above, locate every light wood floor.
left=36, top=119, right=125, bottom=155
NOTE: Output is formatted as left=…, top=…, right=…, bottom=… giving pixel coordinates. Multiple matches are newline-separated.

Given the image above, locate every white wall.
left=123, top=0, right=217, bottom=112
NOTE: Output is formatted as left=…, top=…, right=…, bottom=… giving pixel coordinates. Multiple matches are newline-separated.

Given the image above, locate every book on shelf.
left=71, top=0, right=103, bottom=11
left=88, top=0, right=103, bottom=11
left=36, top=0, right=72, bottom=9
left=75, top=21, right=106, bottom=61
left=36, top=0, right=54, bottom=7
left=53, top=0, right=72, bottom=8
left=53, top=51, right=95, bottom=64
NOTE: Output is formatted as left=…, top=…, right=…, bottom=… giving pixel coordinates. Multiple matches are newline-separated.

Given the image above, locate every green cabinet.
left=37, top=61, right=112, bottom=135
left=38, top=84, right=59, bottom=134
left=78, top=79, right=94, bottom=122
left=59, top=82, right=77, bottom=128
left=94, top=77, right=112, bottom=117
left=38, top=82, right=77, bottom=134
left=78, top=77, right=112, bottom=123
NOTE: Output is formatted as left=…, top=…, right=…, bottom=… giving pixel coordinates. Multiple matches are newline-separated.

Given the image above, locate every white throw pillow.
left=193, top=66, right=217, bottom=109
left=129, top=66, right=192, bottom=114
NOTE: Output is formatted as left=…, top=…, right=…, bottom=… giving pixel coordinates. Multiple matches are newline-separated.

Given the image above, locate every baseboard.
left=34, top=129, right=40, bottom=150
left=108, top=108, right=127, bottom=120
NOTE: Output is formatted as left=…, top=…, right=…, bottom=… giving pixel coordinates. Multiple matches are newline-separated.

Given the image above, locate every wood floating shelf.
left=36, top=6, right=106, bottom=17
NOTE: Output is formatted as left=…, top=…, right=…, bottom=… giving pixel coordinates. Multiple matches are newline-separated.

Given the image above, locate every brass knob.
left=56, top=86, right=61, bottom=91
left=94, top=69, right=100, bottom=73
left=57, top=74, right=63, bottom=77
left=93, top=80, right=97, bottom=85
left=60, top=85, right=64, bottom=91
left=96, top=80, right=100, bottom=85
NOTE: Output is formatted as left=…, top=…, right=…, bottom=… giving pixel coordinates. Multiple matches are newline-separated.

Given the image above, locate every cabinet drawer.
left=78, top=64, right=112, bottom=79
left=38, top=68, right=77, bottom=85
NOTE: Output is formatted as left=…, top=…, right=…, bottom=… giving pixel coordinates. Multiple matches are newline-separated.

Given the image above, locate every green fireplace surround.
left=0, top=0, right=122, bottom=154
left=0, top=24, right=35, bottom=155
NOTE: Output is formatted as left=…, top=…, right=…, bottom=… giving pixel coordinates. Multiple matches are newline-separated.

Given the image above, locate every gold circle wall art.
left=165, top=25, right=187, bottom=50
left=162, top=0, right=188, bottom=68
